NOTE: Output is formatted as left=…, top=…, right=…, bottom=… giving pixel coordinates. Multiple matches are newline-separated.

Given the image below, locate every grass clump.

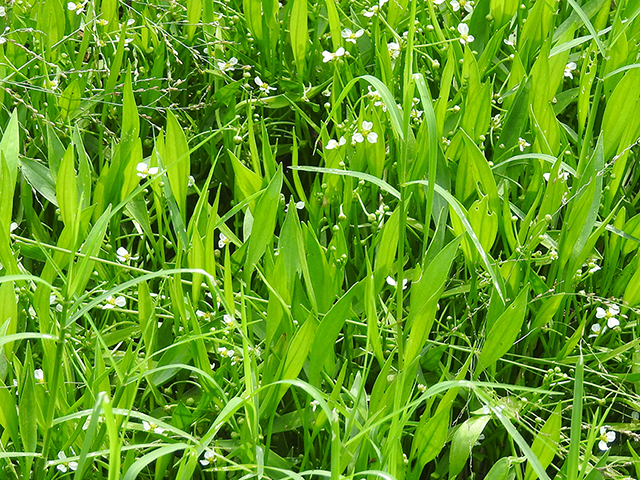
left=1, top=0, right=640, bottom=479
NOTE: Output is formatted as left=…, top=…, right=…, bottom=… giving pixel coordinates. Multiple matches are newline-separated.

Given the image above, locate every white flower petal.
left=609, top=305, right=620, bottom=315
left=607, top=317, right=620, bottom=329
left=367, top=132, right=378, bottom=143
left=457, top=23, right=469, bottom=35
left=598, top=439, right=609, bottom=451
left=595, top=307, right=606, bottom=319
left=362, top=120, right=374, bottom=131
left=326, top=139, right=339, bottom=149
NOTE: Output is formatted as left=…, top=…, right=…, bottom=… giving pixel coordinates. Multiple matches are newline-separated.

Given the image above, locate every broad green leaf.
left=374, top=206, right=400, bottom=288
left=58, top=78, right=83, bottom=121
left=405, top=237, right=460, bottom=367
left=230, top=151, right=263, bottom=206
left=0, top=381, right=20, bottom=448
left=309, top=282, right=363, bottom=386
left=68, top=205, right=113, bottom=298
left=164, top=110, right=190, bottom=218
left=0, top=109, right=19, bottom=186
left=0, top=282, right=16, bottom=358
left=56, top=145, right=79, bottom=228
left=476, top=286, right=529, bottom=376
left=245, top=167, right=283, bottom=280
left=265, top=317, right=317, bottom=414
left=186, top=0, right=202, bottom=41
left=411, top=408, right=449, bottom=471
left=485, top=457, right=513, bottom=480
left=19, top=349, right=38, bottom=457
left=290, top=0, right=308, bottom=76
left=449, top=415, right=491, bottom=478
left=525, top=404, right=562, bottom=480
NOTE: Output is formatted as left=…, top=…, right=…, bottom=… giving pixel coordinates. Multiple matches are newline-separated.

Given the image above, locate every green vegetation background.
left=1, top=0, right=640, bottom=479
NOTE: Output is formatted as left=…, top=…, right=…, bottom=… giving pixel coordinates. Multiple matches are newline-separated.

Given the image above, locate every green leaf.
left=449, top=415, right=491, bottom=479
left=56, top=144, right=79, bottom=228
left=407, top=179, right=506, bottom=301
left=58, top=78, right=83, bottom=121
left=20, top=158, right=58, bottom=206
left=186, top=0, right=202, bottom=41
left=405, top=236, right=460, bottom=367
left=164, top=110, right=190, bottom=218
left=290, top=0, right=308, bottom=76
left=476, top=286, right=529, bottom=376
left=0, top=109, right=19, bottom=187
left=308, top=282, right=363, bottom=386
left=68, top=205, right=113, bottom=299
left=525, top=404, right=562, bottom=480
left=485, top=457, right=512, bottom=480
left=245, top=167, right=283, bottom=280
left=411, top=408, right=450, bottom=471
left=19, top=350, right=38, bottom=455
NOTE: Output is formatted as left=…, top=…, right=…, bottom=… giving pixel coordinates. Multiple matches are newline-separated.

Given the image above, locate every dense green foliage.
left=1, top=0, right=640, bottom=478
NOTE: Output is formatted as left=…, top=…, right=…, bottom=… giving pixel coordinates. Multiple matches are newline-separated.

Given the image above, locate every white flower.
left=0, top=7, right=6, bottom=17
left=387, top=42, right=401, bottom=60
left=590, top=322, right=602, bottom=337
left=34, top=369, right=44, bottom=383
left=126, top=18, right=135, bottom=26
left=342, top=28, right=364, bottom=43
left=142, top=420, right=165, bottom=434
left=596, top=305, right=620, bottom=329
left=543, top=171, right=570, bottom=182
left=363, top=0, right=388, bottom=17
left=352, top=121, right=378, bottom=144
left=218, top=232, right=230, bottom=249
left=67, top=1, right=84, bottom=14
left=386, top=276, right=409, bottom=289
left=451, top=0, right=474, bottom=13
left=326, top=137, right=346, bottom=149
left=222, top=314, right=234, bottom=327
left=517, top=137, right=530, bottom=151
left=564, top=62, right=577, bottom=79
left=598, top=426, right=616, bottom=451
left=504, top=32, right=517, bottom=46
left=588, top=262, right=601, bottom=274
left=97, top=18, right=109, bottom=26
left=136, top=162, right=158, bottom=179
left=56, top=452, right=78, bottom=473
left=458, top=23, right=474, bottom=45
left=322, top=47, right=346, bottom=63
left=9, top=222, right=18, bottom=232
left=296, top=201, right=305, bottom=210
left=116, top=247, right=138, bottom=263
left=218, top=57, right=238, bottom=72
left=103, top=296, right=126, bottom=310
left=218, top=346, right=235, bottom=358
left=200, top=449, right=216, bottom=466
left=254, top=76, right=276, bottom=94
left=417, top=383, right=427, bottom=393
left=434, top=0, right=446, bottom=4
left=310, top=400, right=320, bottom=412
left=196, top=310, right=213, bottom=320
left=549, top=249, right=558, bottom=261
